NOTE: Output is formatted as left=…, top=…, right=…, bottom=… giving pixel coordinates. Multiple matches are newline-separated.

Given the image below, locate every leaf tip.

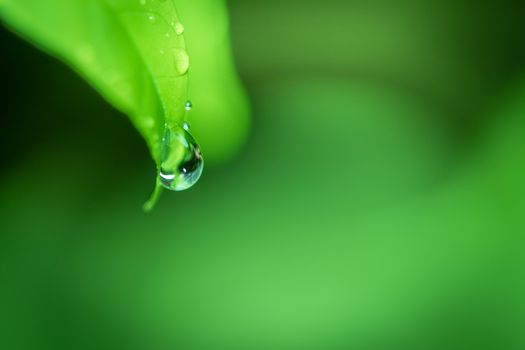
left=142, top=179, right=163, bottom=212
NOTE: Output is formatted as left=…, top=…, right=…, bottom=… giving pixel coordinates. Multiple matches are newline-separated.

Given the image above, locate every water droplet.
left=185, top=100, right=193, bottom=111
left=174, top=22, right=185, bottom=35
left=159, top=124, right=203, bottom=191
left=148, top=14, right=157, bottom=23
left=182, top=121, right=191, bottom=130
left=173, top=49, right=189, bottom=75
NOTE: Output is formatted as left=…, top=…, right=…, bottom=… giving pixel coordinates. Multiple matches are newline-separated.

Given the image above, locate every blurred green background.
left=1, top=1, right=525, bottom=349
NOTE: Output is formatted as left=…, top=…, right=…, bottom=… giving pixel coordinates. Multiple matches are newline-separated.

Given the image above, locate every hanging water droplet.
left=182, top=121, right=191, bottom=130
left=148, top=14, right=157, bottom=23
left=185, top=100, right=193, bottom=111
left=173, top=49, right=189, bottom=75
left=174, top=22, right=185, bottom=35
left=159, top=124, right=203, bottom=191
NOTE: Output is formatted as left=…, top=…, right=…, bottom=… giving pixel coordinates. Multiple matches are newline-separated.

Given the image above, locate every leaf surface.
left=0, top=0, right=194, bottom=207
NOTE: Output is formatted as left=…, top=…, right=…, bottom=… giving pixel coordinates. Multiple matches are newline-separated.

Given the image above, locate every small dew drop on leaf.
left=173, top=48, right=189, bottom=75
left=174, top=22, right=184, bottom=35
left=148, top=14, right=157, bottom=23
left=159, top=124, right=203, bottom=191
left=182, top=121, right=191, bottom=130
left=185, top=100, right=193, bottom=111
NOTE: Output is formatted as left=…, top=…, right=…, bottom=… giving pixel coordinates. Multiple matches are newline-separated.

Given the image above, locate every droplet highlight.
left=185, top=100, right=193, bottom=111
left=174, top=22, right=185, bottom=35
left=159, top=124, right=203, bottom=191
left=182, top=121, right=191, bottom=130
left=148, top=14, right=157, bottom=23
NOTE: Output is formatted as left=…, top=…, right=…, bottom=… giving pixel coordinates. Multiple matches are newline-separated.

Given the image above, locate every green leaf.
left=175, top=0, right=251, bottom=164
left=0, top=0, right=191, bottom=208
